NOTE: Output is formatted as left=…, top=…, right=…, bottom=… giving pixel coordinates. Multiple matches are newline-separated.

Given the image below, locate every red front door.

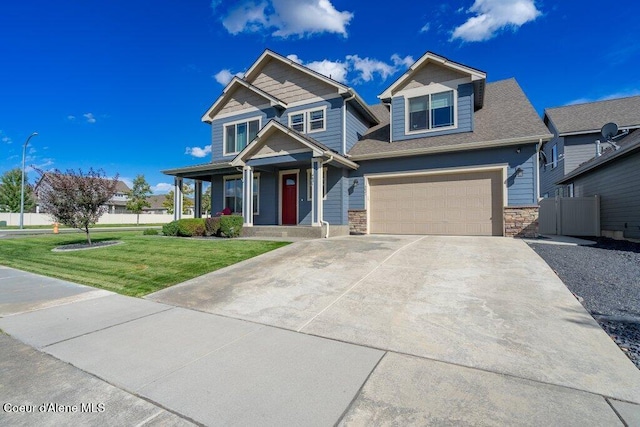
left=282, top=173, right=297, bottom=225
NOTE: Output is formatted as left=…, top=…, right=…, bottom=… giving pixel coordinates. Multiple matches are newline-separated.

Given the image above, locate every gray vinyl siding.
left=564, top=133, right=598, bottom=172
left=211, top=108, right=278, bottom=162
left=348, top=144, right=537, bottom=209
left=345, top=103, right=369, bottom=154
left=539, top=132, right=565, bottom=197
left=570, top=150, right=640, bottom=239
left=280, top=97, right=343, bottom=153
left=323, top=167, right=348, bottom=225
left=392, top=83, right=474, bottom=142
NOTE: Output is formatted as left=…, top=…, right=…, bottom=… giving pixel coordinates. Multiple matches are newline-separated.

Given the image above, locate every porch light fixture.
left=516, top=147, right=521, bottom=153
left=515, top=167, right=524, bottom=178
left=353, top=179, right=359, bottom=187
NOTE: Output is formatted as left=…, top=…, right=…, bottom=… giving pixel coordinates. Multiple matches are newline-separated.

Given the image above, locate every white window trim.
left=307, top=167, right=328, bottom=201
left=287, top=106, right=327, bottom=134
left=405, top=84, right=458, bottom=135
left=222, top=116, right=262, bottom=157
left=222, top=173, right=260, bottom=215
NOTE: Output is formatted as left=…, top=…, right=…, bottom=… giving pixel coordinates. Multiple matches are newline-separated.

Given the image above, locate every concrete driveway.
left=149, top=235, right=640, bottom=419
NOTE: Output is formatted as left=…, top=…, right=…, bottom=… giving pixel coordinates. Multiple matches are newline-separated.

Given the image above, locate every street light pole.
left=19, top=132, right=38, bottom=229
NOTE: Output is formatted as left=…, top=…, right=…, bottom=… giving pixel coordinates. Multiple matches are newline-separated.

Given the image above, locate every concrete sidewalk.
left=2, top=250, right=640, bottom=426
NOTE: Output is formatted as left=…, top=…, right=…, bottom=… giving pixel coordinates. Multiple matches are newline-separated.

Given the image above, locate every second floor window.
left=408, top=90, right=454, bottom=132
left=551, top=144, right=558, bottom=169
left=224, top=118, right=260, bottom=155
left=288, top=107, right=326, bottom=134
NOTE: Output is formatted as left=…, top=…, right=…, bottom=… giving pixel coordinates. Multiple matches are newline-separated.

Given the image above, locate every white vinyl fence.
left=0, top=213, right=193, bottom=227
left=538, top=196, right=600, bottom=236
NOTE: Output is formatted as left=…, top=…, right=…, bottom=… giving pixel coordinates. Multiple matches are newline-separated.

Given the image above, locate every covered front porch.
left=161, top=120, right=358, bottom=237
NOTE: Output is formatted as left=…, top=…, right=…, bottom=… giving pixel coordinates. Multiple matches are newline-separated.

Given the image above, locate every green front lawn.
left=0, top=232, right=290, bottom=296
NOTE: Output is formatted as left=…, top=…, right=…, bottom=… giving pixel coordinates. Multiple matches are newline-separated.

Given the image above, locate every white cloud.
left=213, top=69, right=244, bottom=86
left=0, top=130, right=12, bottom=144
left=185, top=145, right=212, bottom=158
left=25, top=158, right=54, bottom=173
left=218, top=0, right=353, bottom=38
left=152, top=182, right=174, bottom=194
left=451, top=0, right=542, bottom=42
left=566, top=89, right=640, bottom=106
left=83, top=113, right=96, bottom=124
left=287, top=53, right=413, bottom=85
left=67, top=115, right=76, bottom=121
left=420, top=23, right=431, bottom=33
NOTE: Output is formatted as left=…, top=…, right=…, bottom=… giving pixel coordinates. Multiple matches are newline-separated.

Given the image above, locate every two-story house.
left=540, top=95, right=640, bottom=198
left=163, top=49, right=552, bottom=237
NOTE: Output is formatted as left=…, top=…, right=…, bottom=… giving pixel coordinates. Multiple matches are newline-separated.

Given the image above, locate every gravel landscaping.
left=528, top=237, right=640, bottom=369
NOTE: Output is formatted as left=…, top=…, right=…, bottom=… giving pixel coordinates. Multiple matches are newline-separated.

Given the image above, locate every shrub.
left=143, top=228, right=159, bottom=236
left=219, top=215, right=243, bottom=238
left=162, top=221, right=179, bottom=236
left=176, top=218, right=206, bottom=237
left=205, top=217, right=221, bottom=236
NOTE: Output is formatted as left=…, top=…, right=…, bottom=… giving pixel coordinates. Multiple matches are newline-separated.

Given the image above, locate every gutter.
left=350, top=134, right=554, bottom=161
left=320, top=155, right=333, bottom=238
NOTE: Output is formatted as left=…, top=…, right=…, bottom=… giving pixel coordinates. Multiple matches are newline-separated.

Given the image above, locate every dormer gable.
left=379, top=52, right=486, bottom=110
left=202, top=77, right=287, bottom=123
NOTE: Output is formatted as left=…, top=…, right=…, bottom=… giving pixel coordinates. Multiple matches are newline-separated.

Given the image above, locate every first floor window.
left=224, top=175, right=259, bottom=214
left=567, top=183, right=574, bottom=197
left=408, top=90, right=454, bottom=131
left=225, top=119, right=260, bottom=155
left=307, top=167, right=328, bottom=200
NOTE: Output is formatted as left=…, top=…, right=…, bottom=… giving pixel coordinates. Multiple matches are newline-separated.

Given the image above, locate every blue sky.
left=2, top=0, right=639, bottom=193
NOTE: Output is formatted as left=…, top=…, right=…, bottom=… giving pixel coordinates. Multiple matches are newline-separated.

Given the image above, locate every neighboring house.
left=34, top=175, right=132, bottom=214
left=142, top=195, right=194, bottom=215
left=163, top=49, right=551, bottom=237
left=540, top=95, right=640, bottom=198
left=557, top=129, right=640, bottom=240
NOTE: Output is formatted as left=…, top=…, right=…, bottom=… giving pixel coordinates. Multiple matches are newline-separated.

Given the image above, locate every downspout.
left=342, top=92, right=356, bottom=156
left=536, top=138, right=542, bottom=201
left=320, top=154, right=334, bottom=238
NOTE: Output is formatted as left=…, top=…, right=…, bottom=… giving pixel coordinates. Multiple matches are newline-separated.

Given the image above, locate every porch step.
left=241, top=226, right=324, bottom=239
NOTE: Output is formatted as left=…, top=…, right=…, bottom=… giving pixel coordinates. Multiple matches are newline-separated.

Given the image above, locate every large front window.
left=224, top=175, right=259, bottom=214
left=408, top=90, right=454, bottom=132
left=224, top=119, right=260, bottom=155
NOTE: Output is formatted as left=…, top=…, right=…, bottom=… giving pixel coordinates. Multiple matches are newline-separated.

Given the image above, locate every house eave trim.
left=350, top=134, right=553, bottom=161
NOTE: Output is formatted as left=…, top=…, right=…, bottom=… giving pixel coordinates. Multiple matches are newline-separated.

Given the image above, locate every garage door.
left=368, top=171, right=503, bottom=236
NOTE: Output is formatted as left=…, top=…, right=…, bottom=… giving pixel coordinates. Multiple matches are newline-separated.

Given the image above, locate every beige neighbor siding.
left=395, top=62, right=469, bottom=93
left=219, top=86, right=269, bottom=115
left=368, top=171, right=504, bottom=236
left=250, top=59, right=338, bottom=104
left=254, top=133, right=311, bottom=157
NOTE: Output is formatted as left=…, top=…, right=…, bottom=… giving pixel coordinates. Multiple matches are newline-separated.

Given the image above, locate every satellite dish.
left=601, top=122, right=618, bottom=141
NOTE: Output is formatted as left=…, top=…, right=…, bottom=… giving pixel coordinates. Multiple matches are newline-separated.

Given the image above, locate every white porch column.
left=242, top=165, right=253, bottom=227
left=311, top=158, right=323, bottom=226
left=194, top=180, right=203, bottom=218
left=173, top=177, right=183, bottom=221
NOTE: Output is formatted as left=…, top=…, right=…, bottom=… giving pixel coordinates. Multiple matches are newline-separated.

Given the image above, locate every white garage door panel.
left=369, top=171, right=503, bottom=236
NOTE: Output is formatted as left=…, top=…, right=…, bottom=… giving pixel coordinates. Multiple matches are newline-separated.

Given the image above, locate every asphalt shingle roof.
left=349, top=78, right=551, bottom=159
left=545, top=95, right=640, bottom=135
left=558, top=129, right=640, bottom=183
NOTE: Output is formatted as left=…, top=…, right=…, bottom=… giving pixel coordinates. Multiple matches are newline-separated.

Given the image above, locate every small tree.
left=37, top=168, right=119, bottom=245
left=202, top=185, right=211, bottom=216
left=0, top=168, right=35, bottom=213
left=126, top=174, right=151, bottom=225
left=162, top=181, right=194, bottom=214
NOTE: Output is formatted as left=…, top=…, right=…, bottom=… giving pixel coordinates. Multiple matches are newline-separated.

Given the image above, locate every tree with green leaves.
left=0, top=168, right=35, bottom=213
left=126, top=174, right=152, bottom=225
left=163, top=181, right=194, bottom=214
left=202, top=185, right=211, bottom=216
left=37, top=168, right=119, bottom=245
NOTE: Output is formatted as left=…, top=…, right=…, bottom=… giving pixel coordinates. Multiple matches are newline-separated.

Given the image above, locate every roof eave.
left=350, top=134, right=553, bottom=161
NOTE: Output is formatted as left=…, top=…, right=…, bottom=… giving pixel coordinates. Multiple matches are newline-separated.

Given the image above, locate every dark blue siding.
left=277, top=97, right=343, bottom=153
left=345, top=104, right=369, bottom=154
left=392, top=83, right=474, bottom=142
left=348, top=144, right=538, bottom=209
